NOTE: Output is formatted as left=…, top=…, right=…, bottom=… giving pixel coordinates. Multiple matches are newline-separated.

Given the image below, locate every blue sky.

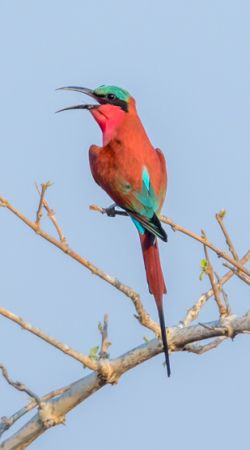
left=0, top=1, right=249, bottom=449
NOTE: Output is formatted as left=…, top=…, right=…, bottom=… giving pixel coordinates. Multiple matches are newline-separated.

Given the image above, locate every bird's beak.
left=56, top=86, right=99, bottom=113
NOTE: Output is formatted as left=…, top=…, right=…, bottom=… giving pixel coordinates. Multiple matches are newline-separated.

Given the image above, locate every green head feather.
left=94, top=85, right=131, bottom=102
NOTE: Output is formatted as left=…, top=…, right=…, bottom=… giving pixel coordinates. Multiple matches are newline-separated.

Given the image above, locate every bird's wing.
left=154, top=147, right=167, bottom=211
left=117, top=165, right=167, bottom=241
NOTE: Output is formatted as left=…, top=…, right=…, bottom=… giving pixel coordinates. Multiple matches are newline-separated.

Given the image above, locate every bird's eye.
left=107, top=93, right=116, bottom=100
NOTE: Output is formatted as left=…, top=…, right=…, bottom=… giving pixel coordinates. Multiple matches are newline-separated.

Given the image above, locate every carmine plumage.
left=58, top=84, right=171, bottom=376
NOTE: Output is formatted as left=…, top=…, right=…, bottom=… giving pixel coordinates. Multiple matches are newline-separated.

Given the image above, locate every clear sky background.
left=0, top=1, right=249, bottom=449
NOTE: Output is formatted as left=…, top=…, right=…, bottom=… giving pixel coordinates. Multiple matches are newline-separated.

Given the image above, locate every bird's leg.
left=104, top=203, right=117, bottom=217
left=104, top=204, right=128, bottom=218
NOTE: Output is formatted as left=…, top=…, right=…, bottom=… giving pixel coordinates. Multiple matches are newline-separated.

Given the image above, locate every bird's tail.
left=139, top=232, right=171, bottom=377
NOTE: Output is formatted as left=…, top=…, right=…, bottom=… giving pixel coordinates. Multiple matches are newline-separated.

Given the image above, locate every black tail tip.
left=164, top=358, right=171, bottom=377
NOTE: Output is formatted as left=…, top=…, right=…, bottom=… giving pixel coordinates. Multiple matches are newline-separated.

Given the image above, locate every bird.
left=57, top=85, right=170, bottom=376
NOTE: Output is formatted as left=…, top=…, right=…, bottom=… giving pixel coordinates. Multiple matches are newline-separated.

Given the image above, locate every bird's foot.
left=104, top=204, right=128, bottom=218
left=104, top=204, right=117, bottom=217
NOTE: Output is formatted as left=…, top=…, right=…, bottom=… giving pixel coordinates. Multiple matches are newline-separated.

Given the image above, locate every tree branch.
left=160, top=214, right=250, bottom=276
left=0, top=365, right=41, bottom=405
left=1, top=312, right=249, bottom=450
left=215, top=210, right=239, bottom=260
left=0, top=307, right=97, bottom=371
left=1, top=193, right=249, bottom=449
left=223, top=262, right=250, bottom=286
left=98, top=314, right=111, bottom=359
left=0, top=195, right=159, bottom=335
left=182, top=250, right=250, bottom=326
left=183, top=336, right=227, bottom=354
left=202, top=230, right=228, bottom=317
left=0, top=385, right=71, bottom=438
left=35, top=182, right=67, bottom=244
left=89, top=203, right=250, bottom=276
left=35, top=182, right=51, bottom=227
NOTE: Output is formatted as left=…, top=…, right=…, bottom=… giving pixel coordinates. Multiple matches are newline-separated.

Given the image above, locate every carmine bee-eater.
left=58, top=85, right=171, bottom=376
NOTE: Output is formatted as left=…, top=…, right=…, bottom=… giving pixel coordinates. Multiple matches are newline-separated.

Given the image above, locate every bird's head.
left=57, top=84, right=135, bottom=145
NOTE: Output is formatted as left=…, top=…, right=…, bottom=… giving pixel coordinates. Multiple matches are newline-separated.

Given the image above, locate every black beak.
left=56, top=86, right=98, bottom=113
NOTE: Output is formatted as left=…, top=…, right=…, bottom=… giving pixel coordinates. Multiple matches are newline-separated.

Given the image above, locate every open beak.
left=56, top=86, right=98, bottom=113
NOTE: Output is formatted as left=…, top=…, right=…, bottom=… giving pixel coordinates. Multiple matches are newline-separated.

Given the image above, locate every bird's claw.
left=104, top=204, right=117, bottom=217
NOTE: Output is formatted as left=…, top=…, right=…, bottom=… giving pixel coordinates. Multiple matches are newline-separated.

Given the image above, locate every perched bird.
left=58, top=85, right=170, bottom=376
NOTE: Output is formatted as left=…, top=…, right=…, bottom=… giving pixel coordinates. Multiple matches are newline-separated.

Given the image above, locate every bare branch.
left=0, top=385, right=70, bottom=438
left=202, top=230, right=228, bottom=317
left=183, top=336, right=227, bottom=354
left=1, top=312, right=249, bottom=450
left=98, top=314, right=111, bottom=359
left=89, top=203, right=250, bottom=277
left=216, top=210, right=239, bottom=260
left=182, top=250, right=250, bottom=326
left=0, top=307, right=97, bottom=371
left=1, top=194, right=249, bottom=449
left=214, top=272, right=230, bottom=311
left=223, top=262, right=250, bottom=286
left=35, top=183, right=67, bottom=244
left=160, top=215, right=250, bottom=277
left=35, top=182, right=52, bottom=227
left=89, top=204, right=128, bottom=216
left=215, top=211, right=250, bottom=284
left=90, top=204, right=109, bottom=214
left=0, top=195, right=158, bottom=335
left=0, top=364, right=41, bottom=405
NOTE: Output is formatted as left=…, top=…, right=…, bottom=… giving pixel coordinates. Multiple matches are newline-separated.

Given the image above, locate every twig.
left=96, top=315, right=116, bottom=383
left=0, top=195, right=159, bottom=335
left=223, top=262, right=250, bottom=286
left=0, top=364, right=41, bottom=405
left=35, top=182, right=52, bottom=227
left=89, top=204, right=128, bottom=216
left=214, top=272, right=230, bottom=311
left=183, top=336, right=227, bottom=354
left=216, top=210, right=239, bottom=260
left=160, top=216, right=250, bottom=276
left=89, top=203, right=250, bottom=277
left=90, top=204, right=109, bottom=214
left=98, top=314, right=111, bottom=359
left=0, top=385, right=70, bottom=438
left=198, top=319, right=236, bottom=338
left=215, top=210, right=250, bottom=285
left=0, top=307, right=97, bottom=371
left=202, top=230, right=228, bottom=317
left=35, top=183, right=67, bottom=244
left=182, top=250, right=250, bottom=326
